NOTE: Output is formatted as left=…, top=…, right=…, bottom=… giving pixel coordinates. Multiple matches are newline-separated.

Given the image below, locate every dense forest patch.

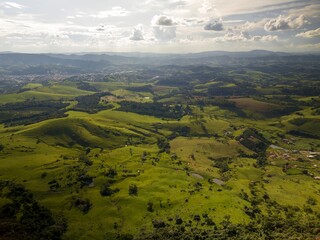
left=118, top=102, right=192, bottom=120
left=0, top=100, right=68, bottom=127
left=0, top=181, right=67, bottom=240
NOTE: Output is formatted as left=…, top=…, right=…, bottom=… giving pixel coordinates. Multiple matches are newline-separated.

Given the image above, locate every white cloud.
left=296, top=28, right=320, bottom=38
left=213, top=31, right=278, bottom=42
left=236, top=20, right=265, bottom=31
left=153, top=26, right=176, bottom=41
left=198, top=1, right=215, bottom=14
left=252, top=35, right=278, bottom=42
left=264, top=15, right=308, bottom=31
left=204, top=20, right=224, bottom=31
left=0, top=14, right=126, bottom=50
left=96, top=25, right=106, bottom=31
left=288, top=4, right=320, bottom=18
left=216, top=0, right=309, bottom=18
left=0, top=0, right=318, bottom=53
left=130, top=25, right=144, bottom=41
left=0, top=1, right=25, bottom=9
left=294, top=43, right=320, bottom=51
left=152, top=15, right=177, bottom=26
left=183, top=17, right=206, bottom=26
left=90, top=6, right=130, bottom=18
left=152, top=15, right=207, bottom=28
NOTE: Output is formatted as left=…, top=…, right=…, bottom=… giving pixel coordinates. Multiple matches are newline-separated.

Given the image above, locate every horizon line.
left=1, top=49, right=320, bottom=55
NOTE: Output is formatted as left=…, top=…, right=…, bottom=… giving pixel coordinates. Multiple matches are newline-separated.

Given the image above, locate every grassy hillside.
left=0, top=66, right=320, bottom=240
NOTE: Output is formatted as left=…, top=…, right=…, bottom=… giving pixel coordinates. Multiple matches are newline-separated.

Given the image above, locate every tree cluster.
left=0, top=181, right=67, bottom=240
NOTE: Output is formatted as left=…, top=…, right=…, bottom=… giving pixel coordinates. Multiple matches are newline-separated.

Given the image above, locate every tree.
left=147, top=201, right=154, bottom=212
left=129, top=184, right=138, bottom=196
left=157, top=138, right=170, bottom=153
left=100, top=184, right=119, bottom=197
left=215, top=161, right=229, bottom=173
left=0, top=181, right=67, bottom=239
left=256, top=153, right=267, bottom=168
left=105, top=167, right=117, bottom=178
left=141, top=151, right=148, bottom=162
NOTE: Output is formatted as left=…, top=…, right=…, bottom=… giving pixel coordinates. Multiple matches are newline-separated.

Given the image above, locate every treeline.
left=72, top=92, right=112, bottom=114
left=125, top=84, right=153, bottom=93
left=207, top=85, right=256, bottom=97
left=118, top=101, right=192, bottom=119
left=134, top=209, right=320, bottom=240
left=0, top=100, right=68, bottom=127
left=155, top=65, right=221, bottom=87
left=282, top=85, right=320, bottom=96
left=236, top=128, right=270, bottom=153
left=76, top=81, right=99, bottom=92
left=0, top=180, right=67, bottom=240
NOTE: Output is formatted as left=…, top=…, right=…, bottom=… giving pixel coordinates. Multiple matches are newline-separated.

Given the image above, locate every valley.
left=0, top=52, right=320, bottom=239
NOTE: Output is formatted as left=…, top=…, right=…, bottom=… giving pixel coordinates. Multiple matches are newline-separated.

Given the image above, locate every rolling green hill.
left=0, top=57, right=320, bottom=240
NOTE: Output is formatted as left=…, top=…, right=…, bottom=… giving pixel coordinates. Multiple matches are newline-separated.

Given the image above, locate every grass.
left=287, top=118, right=320, bottom=137
left=35, top=85, right=93, bottom=95
left=170, top=137, right=252, bottom=178
left=229, top=97, right=280, bottom=113
left=0, top=80, right=320, bottom=239
left=0, top=85, right=93, bottom=104
left=23, top=83, right=43, bottom=89
left=0, top=115, right=257, bottom=239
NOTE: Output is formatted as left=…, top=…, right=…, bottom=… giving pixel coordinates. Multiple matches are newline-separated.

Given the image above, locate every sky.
left=0, top=0, right=319, bottom=53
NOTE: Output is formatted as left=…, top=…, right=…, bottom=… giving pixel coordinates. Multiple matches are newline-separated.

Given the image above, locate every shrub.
left=100, top=184, right=120, bottom=197
left=72, top=198, right=92, bottom=214
left=152, top=220, right=166, bottom=229
left=147, top=201, right=154, bottom=212
left=306, top=197, right=317, bottom=206
left=105, top=167, right=118, bottom=178
left=129, top=184, right=138, bottom=196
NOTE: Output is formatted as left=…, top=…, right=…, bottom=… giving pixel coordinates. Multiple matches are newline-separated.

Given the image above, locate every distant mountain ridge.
left=0, top=50, right=319, bottom=75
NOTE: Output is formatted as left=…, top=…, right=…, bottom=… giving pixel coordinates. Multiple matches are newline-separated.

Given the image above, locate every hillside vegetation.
left=0, top=54, right=320, bottom=239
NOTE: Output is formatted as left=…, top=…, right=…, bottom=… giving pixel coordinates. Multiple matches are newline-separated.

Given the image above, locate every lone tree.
left=129, top=184, right=138, bottom=196
left=147, top=201, right=154, bottom=212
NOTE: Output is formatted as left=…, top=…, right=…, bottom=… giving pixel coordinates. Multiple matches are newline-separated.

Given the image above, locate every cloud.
left=296, top=28, right=320, bottom=38
left=252, top=35, right=278, bottom=42
left=296, top=43, right=320, bottom=50
left=183, top=17, right=206, bottom=26
left=55, top=34, right=69, bottom=39
left=236, top=20, right=265, bottom=31
left=0, top=0, right=318, bottom=53
left=96, top=25, right=106, bottom=32
left=152, top=15, right=176, bottom=26
left=168, top=0, right=186, bottom=8
left=264, top=15, right=308, bottom=31
left=213, top=31, right=278, bottom=42
left=130, top=25, right=144, bottom=41
left=198, top=1, right=215, bottom=14
left=204, top=20, right=224, bottom=31
left=153, top=26, right=176, bottom=41
left=90, top=6, right=129, bottom=18
left=152, top=15, right=206, bottom=28
left=0, top=1, right=25, bottom=9
left=288, top=3, right=320, bottom=18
